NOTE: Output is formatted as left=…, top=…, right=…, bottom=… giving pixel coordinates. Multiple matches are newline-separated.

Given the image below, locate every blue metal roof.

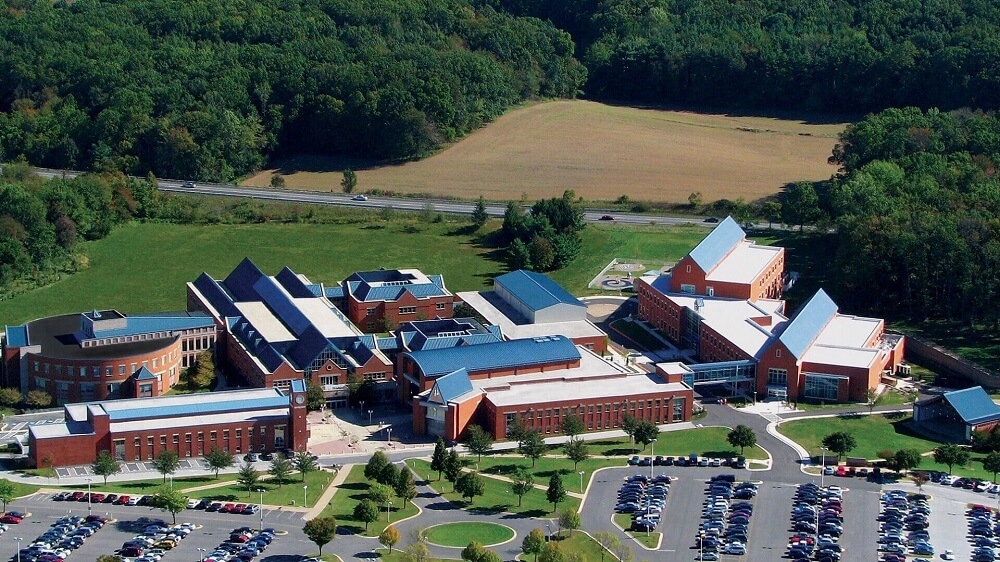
left=275, top=267, right=316, bottom=299
left=107, top=394, right=289, bottom=421
left=4, top=325, right=28, bottom=348
left=193, top=273, right=237, bottom=317
left=406, top=335, right=580, bottom=377
left=223, top=258, right=268, bottom=301
left=494, top=270, right=585, bottom=312
left=943, top=387, right=1000, bottom=424
left=133, top=366, right=157, bottom=381
left=778, top=289, right=838, bottom=359
left=324, top=286, right=345, bottom=300
left=84, top=314, right=214, bottom=339
left=430, top=368, right=475, bottom=403
left=344, top=270, right=449, bottom=302
left=687, top=216, right=745, bottom=273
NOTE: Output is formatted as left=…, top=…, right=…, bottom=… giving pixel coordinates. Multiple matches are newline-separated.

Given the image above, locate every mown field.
left=0, top=219, right=711, bottom=325
left=244, top=100, right=845, bottom=203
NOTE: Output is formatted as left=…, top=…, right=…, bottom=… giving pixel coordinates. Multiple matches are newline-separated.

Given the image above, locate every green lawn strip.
left=794, top=389, right=912, bottom=411
left=612, top=513, right=661, bottom=549
left=777, top=413, right=1000, bottom=480
left=408, top=459, right=580, bottom=518
left=378, top=550, right=453, bottom=562
left=424, top=522, right=514, bottom=547
left=517, top=530, right=611, bottom=562
left=185, top=469, right=335, bottom=508
left=327, top=465, right=419, bottom=537
left=580, top=428, right=768, bottom=460
left=608, top=319, right=666, bottom=351
left=470, top=455, right=621, bottom=495
left=9, top=482, right=41, bottom=499
left=56, top=473, right=241, bottom=495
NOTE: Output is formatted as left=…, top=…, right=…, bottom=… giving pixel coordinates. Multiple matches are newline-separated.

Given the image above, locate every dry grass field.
left=245, top=100, right=846, bottom=203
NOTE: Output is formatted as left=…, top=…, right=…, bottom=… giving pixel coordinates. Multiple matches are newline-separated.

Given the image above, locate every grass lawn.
left=583, top=428, right=769, bottom=460
left=378, top=550, right=453, bottom=562
left=424, top=522, right=514, bottom=547
left=326, top=465, right=419, bottom=537
left=470, top=455, right=622, bottom=496
left=794, top=388, right=913, bottom=411
left=57, top=473, right=241, bottom=494
left=777, top=413, right=1000, bottom=480
left=518, top=530, right=613, bottom=562
left=185, top=469, right=335, bottom=507
left=407, top=459, right=580, bottom=518
left=894, top=320, right=1000, bottom=373
left=9, top=482, right=41, bottom=499
left=608, top=319, right=666, bottom=351
left=612, top=513, right=660, bottom=549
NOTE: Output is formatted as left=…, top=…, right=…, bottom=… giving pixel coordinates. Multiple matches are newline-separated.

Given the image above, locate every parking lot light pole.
left=258, top=488, right=265, bottom=532
left=197, top=548, right=207, bottom=562
left=85, top=478, right=93, bottom=515
left=303, top=485, right=308, bottom=507
left=545, top=524, right=551, bottom=542
left=578, top=471, right=585, bottom=493
left=819, top=447, right=829, bottom=488
left=386, top=500, right=393, bottom=523
left=649, top=439, right=657, bottom=479
left=368, top=410, right=373, bottom=425
left=14, top=536, right=22, bottom=562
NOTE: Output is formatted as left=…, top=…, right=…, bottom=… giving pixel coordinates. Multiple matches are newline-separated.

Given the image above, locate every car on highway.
left=351, top=194, right=368, bottom=201
left=600, top=215, right=615, bottom=221
left=704, top=217, right=719, bottom=223
left=182, top=181, right=196, bottom=188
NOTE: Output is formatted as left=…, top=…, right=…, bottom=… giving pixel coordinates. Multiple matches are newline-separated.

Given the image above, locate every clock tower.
left=289, top=379, right=310, bottom=452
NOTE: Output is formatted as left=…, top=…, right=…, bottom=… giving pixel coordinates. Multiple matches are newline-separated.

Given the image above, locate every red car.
left=116, top=495, right=130, bottom=505
left=90, top=493, right=106, bottom=503
left=0, top=515, right=22, bottom=524
left=220, top=503, right=235, bottom=513
left=70, top=492, right=85, bottom=501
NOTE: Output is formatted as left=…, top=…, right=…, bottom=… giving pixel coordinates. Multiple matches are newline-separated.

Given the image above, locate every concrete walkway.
left=303, top=463, right=350, bottom=520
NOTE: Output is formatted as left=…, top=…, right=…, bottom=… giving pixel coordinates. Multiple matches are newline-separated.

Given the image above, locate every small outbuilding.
left=913, top=386, right=1000, bottom=441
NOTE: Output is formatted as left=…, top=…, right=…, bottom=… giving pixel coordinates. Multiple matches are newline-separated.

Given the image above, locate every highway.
left=28, top=166, right=716, bottom=227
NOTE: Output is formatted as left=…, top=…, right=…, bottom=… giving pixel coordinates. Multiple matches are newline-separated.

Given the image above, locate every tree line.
left=494, top=0, right=1000, bottom=113
left=818, top=107, right=1000, bottom=328
left=0, top=0, right=585, bottom=181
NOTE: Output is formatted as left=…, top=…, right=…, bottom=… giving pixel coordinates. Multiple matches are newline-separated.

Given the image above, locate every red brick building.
left=404, top=336, right=694, bottom=441
left=331, top=269, right=453, bottom=332
left=187, top=260, right=394, bottom=408
left=3, top=311, right=215, bottom=404
left=28, top=382, right=309, bottom=468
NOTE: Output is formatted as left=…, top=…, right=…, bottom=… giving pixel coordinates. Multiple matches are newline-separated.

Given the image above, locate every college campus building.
left=402, top=335, right=693, bottom=440
left=187, top=259, right=394, bottom=408
left=2, top=311, right=216, bottom=404
left=28, top=382, right=309, bottom=468
left=375, top=318, right=503, bottom=371
left=323, top=269, right=453, bottom=332
left=636, top=217, right=905, bottom=403
left=457, top=269, right=608, bottom=354
left=665, top=216, right=785, bottom=301
left=914, top=386, right=1000, bottom=442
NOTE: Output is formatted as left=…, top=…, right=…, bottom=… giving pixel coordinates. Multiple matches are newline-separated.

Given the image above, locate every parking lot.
left=583, top=459, right=883, bottom=561
left=0, top=493, right=317, bottom=562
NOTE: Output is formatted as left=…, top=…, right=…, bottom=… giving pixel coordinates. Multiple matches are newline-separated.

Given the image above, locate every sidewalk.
left=303, top=464, right=350, bottom=519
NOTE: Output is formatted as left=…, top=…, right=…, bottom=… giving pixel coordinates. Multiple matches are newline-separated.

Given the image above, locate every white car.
left=186, top=498, right=200, bottom=509
left=942, top=549, right=955, bottom=560
left=181, top=181, right=196, bottom=188
left=351, top=194, right=368, bottom=201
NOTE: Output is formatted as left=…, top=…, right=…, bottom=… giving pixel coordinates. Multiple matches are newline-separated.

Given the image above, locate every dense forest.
left=0, top=0, right=584, bottom=181
left=824, top=107, right=1000, bottom=327
left=499, top=0, right=1000, bottom=112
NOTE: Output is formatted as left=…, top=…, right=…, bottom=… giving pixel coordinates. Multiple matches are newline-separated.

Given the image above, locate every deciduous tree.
left=822, top=432, right=857, bottom=461
left=546, top=473, right=566, bottom=512
left=563, top=439, right=590, bottom=470
left=152, top=450, right=179, bottom=483
left=463, top=425, right=493, bottom=461
left=510, top=469, right=534, bottom=507
left=268, top=453, right=293, bottom=487
left=522, top=529, right=545, bottom=562
left=518, top=429, right=546, bottom=467
left=353, top=499, right=379, bottom=530
left=726, top=425, right=756, bottom=455
left=431, top=438, right=447, bottom=480
left=456, top=472, right=485, bottom=504
left=303, top=517, right=337, bottom=556
left=206, top=447, right=235, bottom=479
left=91, top=450, right=122, bottom=485
left=379, top=525, right=400, bottom=553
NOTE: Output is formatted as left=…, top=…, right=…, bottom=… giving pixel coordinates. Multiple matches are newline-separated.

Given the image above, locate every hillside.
left=244, top=100, right=845, bottom=203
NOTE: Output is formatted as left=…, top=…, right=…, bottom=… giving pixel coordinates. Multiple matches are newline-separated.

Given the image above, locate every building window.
left=185, top=434, right=192, bottom=443
left=198, top=432, right=204, bottom=442
left=804, top=374, right=841, bottom=401
left=706, top=286, right=714, bottom=296
left=210, top=431, right=217, bottom=441
left=776, top=348, right=782, bottom=358
left=139, top=383, right=153, bottom=397
left=686, top=265, right=691, bottom=273
left=161, top=435, right=167, bottom=445
left=399, top=306, right=417, bottom=314
left=173, top=434, right=179, bottom=444
left=366, top=322, right=375, bottom=331
left=363, top=372, right=387, bottom=382
left=134, top=437, right=140, bottom=448
left=147, top=436, right=154, bottom=447
left=673, top=397, right=685, bottom=422
left=119, top=365, right=125, bottom=375
left=436, top=303, right=446, bottom=310
left=223, top=430, right=229, bottom=440
left=767, top=368, right=788, bottom=387
left=680, top=284, right=695, bottom=294
left=235, top=429, right=242, bottom=439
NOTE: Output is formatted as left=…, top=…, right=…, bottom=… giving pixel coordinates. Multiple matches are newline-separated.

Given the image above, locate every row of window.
left=503, top=397, right=686, bottom=434
left=32, top=355, right=178, bottom=378
left=181, top=336, right=213, bottom=353
left=114, top=425, right=285, bottom=460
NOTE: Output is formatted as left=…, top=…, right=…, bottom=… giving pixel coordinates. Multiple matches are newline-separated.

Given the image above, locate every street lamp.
left=14, top=537, right=22, bottom=562
left=303, top=485, right=308, bottom=507
left=545, top=524, right=551, bottom=542
left=387, top=426, right=392, bottom=444
left=85, top=478, right=93, bottom=515
left=386, top=500, right=393, bottom=522
left=257, top=488, right=265, bottom=532
left=197, top=548, right=207, bottom=562
left=578, top=471, right=585, bottom=493
left=367, top=410, right=373, bottom=425
left=169, top=473, right=173, bottom=490
left=649, top=439, right=657, bottom=479
left=819, top=447, right=829, bottom=489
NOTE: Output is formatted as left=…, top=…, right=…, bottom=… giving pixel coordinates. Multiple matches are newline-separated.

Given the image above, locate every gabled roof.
left=133, top=366, right=157, bottom=381
left=405, top=335, right=580, bottom=378
left=275, top=267, right=317, bottom=299
left=687, top=216, right=745, bottom=273
left=943, top=386, right=1000, bottom=425
left=3, top=325, right=28, bottom=348
left=223, top=258, right=268, bottom=302
left=344, top=269, right=450, bottom=302
left=494, top=270, right=585, bottom=312
left=777, top=289, right=838, bottom=359
left=428, top=368, right=475, bottom=404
